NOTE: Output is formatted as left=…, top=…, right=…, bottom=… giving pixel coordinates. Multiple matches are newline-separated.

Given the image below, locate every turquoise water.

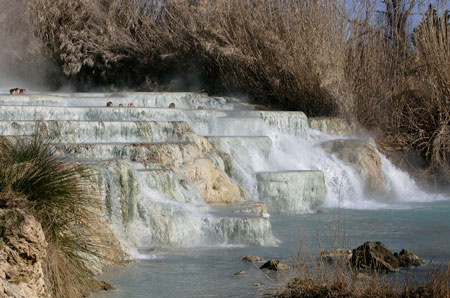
left=93, top=200, right=450, bottom=298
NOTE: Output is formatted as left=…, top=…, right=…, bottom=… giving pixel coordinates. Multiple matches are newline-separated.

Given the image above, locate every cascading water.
left=1, top=91, right=449, bottom=298
left=0, top=91, right=447, bottom=254
left=207, top=110, right=444, bottom=211
left=91, top=160, right=276, bottom=255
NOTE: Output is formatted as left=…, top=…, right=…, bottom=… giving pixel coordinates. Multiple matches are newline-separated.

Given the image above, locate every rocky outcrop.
left=139, top=135, right=251, bottom=205
left=350, top=242, right=422, bottom=272
left=321, top=139, right=388, bottom=195
left=351, top=242, right=399, bottom=271
left=0, top=210, right=49, bottom=298
left=0, top=206, right=122, bottom=298
left=260, top=260, right=291, bottom=271
left=395, top=249, right=422, bottom=267
left=181, top=158, right=249, bottom=205
left=308, top=117, right=357, bottom=136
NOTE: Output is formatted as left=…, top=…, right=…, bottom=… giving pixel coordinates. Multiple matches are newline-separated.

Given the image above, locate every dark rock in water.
left=260, top=259, right=291, bottom=271
left=395, top=249, right=422, bottom=267
left=240, top=255, right=265, bottom=263
left=351, top=242, right=422, bottom=272
left=351, top=242, right=400, bottom=272
left=234, top=270, right=246, bottom=276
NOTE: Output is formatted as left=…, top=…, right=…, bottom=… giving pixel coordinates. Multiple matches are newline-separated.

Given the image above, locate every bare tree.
left=382, top=0, right=416, bottom=46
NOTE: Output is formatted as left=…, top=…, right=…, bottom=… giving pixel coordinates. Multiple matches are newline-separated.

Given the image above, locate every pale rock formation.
left=309, top=117, right=357, bottom=136
left=0, top=210, right=49, bottom=298
left=181, top=158, right=248, bottom=205
left=141, top=134, right=249, bottom=205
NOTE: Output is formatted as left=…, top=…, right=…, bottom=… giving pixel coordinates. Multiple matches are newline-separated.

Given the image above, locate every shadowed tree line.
left=0, top=0, right=448, bottom=184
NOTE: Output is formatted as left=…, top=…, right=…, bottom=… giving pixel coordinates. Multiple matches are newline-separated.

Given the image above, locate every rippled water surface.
left=94, top=200, right=450, bottom=298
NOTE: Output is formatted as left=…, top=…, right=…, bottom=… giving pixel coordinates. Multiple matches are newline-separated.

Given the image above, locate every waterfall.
left=0, top=91, right=446, bottom=258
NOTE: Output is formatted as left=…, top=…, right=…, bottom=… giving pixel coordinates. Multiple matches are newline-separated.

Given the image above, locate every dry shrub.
left=10, top=0, right=450, bottom=183
left=409, top=6, right=449, bottom=180
left=274, top=249, right=450, bottom=298
left=27, top=0, right=350, bottom=115
left=346, top=1, right=449, bottom=184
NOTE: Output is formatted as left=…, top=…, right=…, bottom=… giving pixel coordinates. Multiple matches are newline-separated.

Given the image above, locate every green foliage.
left=0, top=134, right=89, bottom=238
left=0, top=133, right=101, bottom=298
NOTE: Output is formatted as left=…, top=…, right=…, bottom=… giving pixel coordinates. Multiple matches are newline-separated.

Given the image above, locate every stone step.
left=256, top=170, right=326, bottom=213
left=0, top=92, right=243, bottom=110
left=0, top=106, right=227, bottom=135
left=224, top=110, right=309, bottom=137
left=137, top=168, right=204, bottom=204
left=55, top=141, right=224, bottom=170
left=136, top=169, right=269, bottom=219
left=55, top=142, right=198, bottom=166
left=0, top=120, right=196, bottom=143
left=86, top=159, right=277, bottom=247
left=206, top=136, right=272, bottom=157
left=210, top=117, right=267, bottom=136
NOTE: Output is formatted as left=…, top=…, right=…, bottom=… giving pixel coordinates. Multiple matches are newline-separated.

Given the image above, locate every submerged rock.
left=240, top=255, right=265, bottom=263
left=260, top=260, right=291, bottom=271
left=350, top=242, right=422, bottom=272
left=321, top=139, right=388, bottom=195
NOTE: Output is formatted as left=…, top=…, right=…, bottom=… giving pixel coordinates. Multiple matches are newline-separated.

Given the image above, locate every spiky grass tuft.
left=0, top=133, right=102, bottom=297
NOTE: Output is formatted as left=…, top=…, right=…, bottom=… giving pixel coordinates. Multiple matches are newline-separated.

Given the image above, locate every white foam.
left=379, top=151, right=448, bottom=203
left=129, top=248, right=160, bottom=260
left=207, top=111, right=449, bottom=211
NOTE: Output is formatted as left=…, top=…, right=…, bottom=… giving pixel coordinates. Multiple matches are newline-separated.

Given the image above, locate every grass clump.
left=0, top=134, right=102, bottom=297
left=274, top=256, right=450, bottom=298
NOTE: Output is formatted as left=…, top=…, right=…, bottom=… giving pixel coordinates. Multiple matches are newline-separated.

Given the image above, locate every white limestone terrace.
left=0, top=92, right=291, bottom=251
left=0, top=90, right=439, bottom=254
left=0, top=92, right=308, bottom=137
left=0, top=92, right=247, bottom=110
left=0, top=121, right=196, bottom=143
left=0, top=91, right=337, bottom=215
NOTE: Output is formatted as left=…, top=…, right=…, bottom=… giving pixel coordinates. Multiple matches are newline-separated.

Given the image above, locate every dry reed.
left=3, top=0, right=449, bottom=182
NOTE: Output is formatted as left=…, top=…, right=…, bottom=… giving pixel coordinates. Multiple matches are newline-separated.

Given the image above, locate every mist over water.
left=1, top=88, right=448, bottom=297
left=209, top=113, right=446, bottom=211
